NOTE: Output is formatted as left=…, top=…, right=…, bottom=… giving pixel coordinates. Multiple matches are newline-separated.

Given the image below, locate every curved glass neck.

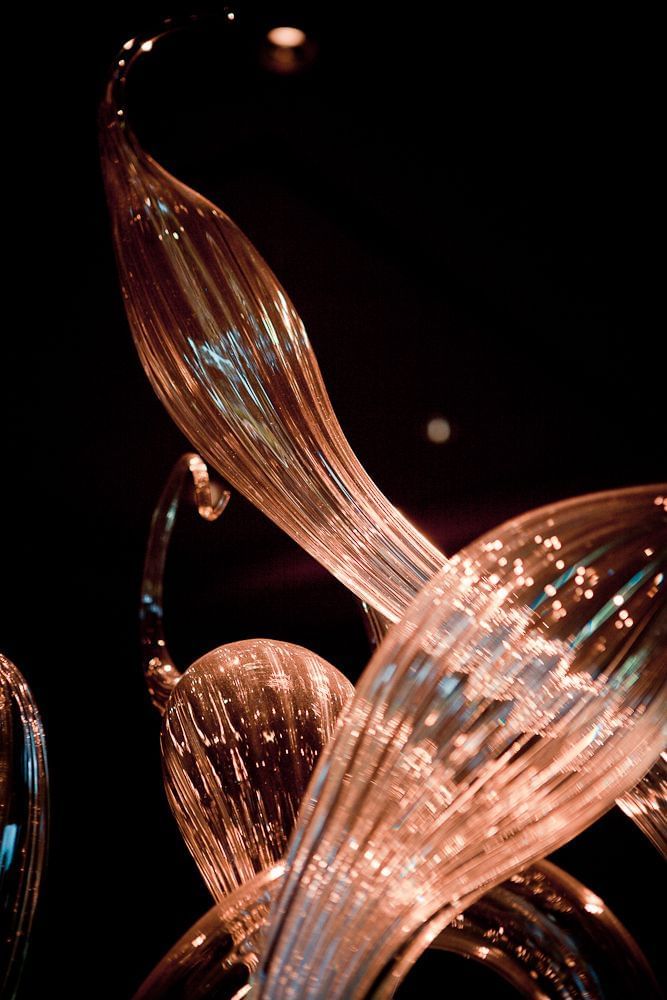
left=100, top=16, right=445, bottom=626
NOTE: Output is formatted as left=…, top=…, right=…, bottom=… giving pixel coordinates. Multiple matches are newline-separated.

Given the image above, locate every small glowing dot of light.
left=268, top=26, right=307, bottom=48
left=140, top=39, right=154, bottom=53
left=427, top=417, right=451, bottom=443
left=613, top=594, right=624, bottom=606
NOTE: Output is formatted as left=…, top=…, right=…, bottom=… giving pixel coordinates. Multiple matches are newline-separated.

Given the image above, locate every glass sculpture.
left=256, top=501, right=665, bottom=998
left=100, top=21, right=664, bottom=846
left=0, top=654, right=48, bottom=998
left=98, top=16, right=667, bottom=998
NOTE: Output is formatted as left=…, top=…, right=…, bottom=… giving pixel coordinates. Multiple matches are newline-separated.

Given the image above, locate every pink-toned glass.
left=133, top=859, right=661, bottom=1000
left=255, top=489, right=665, bottom=999
left=140, top=453, right=353, bottom=899
left=100, top=24, right=664, bottom=846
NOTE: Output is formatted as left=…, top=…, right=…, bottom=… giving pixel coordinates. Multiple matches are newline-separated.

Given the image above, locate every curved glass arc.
left=133, top=861, right=660, bottom=1000
left=256, top=490, right=665, bottom=999
left=431, top=859, right=661, bottom=1000
left=0, top=654, right=48, bottom=998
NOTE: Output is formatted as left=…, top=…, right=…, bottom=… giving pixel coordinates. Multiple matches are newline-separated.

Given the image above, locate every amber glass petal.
left=255, top=491, right=665, bottom=999
left=102, top=27, right=664, bottom=853
left=0, top=654, right=48, bottom=997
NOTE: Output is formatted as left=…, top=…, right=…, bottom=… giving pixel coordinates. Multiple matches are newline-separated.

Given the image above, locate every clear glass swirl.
left=99, top=17, right=444, bottom=628
left=133, top=860, right=660, bottom=1000
left=0, top=654, right=48, bottom=998
left=255, top=490, right=665, bottom=999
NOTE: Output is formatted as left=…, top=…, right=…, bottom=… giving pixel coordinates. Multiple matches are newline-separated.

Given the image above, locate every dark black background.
left=2, top=3, right=663, bottom=996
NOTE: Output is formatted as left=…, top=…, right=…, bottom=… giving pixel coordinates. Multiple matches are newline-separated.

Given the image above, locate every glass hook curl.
left=140, top=450, right=230, bottom=712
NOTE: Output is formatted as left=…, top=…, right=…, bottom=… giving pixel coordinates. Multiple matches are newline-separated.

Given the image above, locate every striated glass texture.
left=101, top=26, right=663, bottom=849
left=99, top=19, right=444, bottom=628
left=162, top=641, right=353, bottom=900
left=138, top=453, right=354, bottom=899
left=144, top=469, right=659, bottom=997
left=255, top=496, right=666, bottom=1000
left=446, top=486, right=667, bottom=843
left=616, top=750, right=666, bottom=857
left=134, top=865, right=283, bottom=1000
left=0, top=654, right=48, bottom=998
left=432, top=859, right=661, bottom=999
left=133, top=860, right=660, bottom=1000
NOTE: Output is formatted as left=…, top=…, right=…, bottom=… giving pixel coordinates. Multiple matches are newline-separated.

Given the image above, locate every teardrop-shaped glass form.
left=162, top=639, right=353, bottom=900
left=133, top=859, right=660, bottom=1000
left=0, top=654, right=48, bottom=997
left=99, top=21, right=443, bottom=627
left=255, top=489, right=666, bottom=1000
